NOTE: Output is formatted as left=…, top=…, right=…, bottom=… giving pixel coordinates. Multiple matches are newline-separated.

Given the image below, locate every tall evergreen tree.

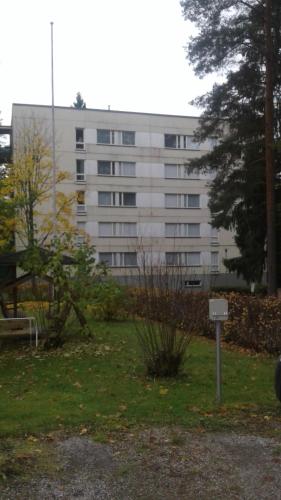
left=181, top=0, right=281, bottom=285
left=72, top=92, right=86, bottom=109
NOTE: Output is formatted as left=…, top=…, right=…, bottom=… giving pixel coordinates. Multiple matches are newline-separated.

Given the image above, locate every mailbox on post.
left=209, top=299, right=228, bottom=321
left=209, top=299, right=228, bottom=404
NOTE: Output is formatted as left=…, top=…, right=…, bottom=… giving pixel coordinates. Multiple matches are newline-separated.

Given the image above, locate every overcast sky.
left=1, top=0, right=219, bottom=125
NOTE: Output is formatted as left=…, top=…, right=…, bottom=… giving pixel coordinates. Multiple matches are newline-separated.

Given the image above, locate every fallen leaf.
left=27, top=436, right=38, bottom=442
left=73, top=381, right=82, bottom=389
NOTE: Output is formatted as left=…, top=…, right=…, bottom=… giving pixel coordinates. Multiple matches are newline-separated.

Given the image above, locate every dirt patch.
left=1, top=428, right=281, bottom=499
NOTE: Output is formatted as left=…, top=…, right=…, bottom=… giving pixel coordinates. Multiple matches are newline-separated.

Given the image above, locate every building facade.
left=12, top=103, right=240, bottom=288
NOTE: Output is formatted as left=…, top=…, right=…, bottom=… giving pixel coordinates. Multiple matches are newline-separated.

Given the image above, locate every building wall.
left=12, top=103, right=239, bottom=286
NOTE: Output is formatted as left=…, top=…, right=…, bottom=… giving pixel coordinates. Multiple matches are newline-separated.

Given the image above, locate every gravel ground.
left=2, top=428, right=281, bottom=499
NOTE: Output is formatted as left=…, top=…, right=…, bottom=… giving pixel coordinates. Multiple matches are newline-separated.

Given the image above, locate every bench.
left=0, top=317, right=39, bottom=347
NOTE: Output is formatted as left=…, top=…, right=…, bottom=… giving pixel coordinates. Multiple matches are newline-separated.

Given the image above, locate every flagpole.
left=50, top=21, right=56, bottom=229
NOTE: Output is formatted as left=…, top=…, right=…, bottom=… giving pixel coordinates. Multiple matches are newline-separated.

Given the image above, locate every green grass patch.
left=0, top=321, right=280, bottom=437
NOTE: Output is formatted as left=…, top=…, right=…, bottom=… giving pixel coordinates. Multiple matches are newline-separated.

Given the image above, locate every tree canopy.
left=181, top=0, right=281, bottom=284
left=72, top=92, right=86, bottom=109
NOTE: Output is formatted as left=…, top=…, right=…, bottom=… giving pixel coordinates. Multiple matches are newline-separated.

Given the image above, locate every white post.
left=209, top=299, right=228, bottom=405
left=215, top=320, right=222, bottom=403
left=50, top=21, right=56, bottom=230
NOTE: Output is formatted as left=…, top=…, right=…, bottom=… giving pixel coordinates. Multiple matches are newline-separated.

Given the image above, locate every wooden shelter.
left=0, top=249, right=74, bottom=317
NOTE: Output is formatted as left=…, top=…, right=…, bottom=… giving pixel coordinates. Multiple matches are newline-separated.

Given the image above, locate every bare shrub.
left=134, top=260, right=205, bottom=377
left=222, top=293, right=281, bottom=354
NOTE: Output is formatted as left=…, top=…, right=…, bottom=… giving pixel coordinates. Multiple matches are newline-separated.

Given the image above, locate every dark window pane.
left=98, top=161, right=111, bottom=175
left=122, top=131, right=135, bottom=145
left=97, top=129, right=110, bottom=144
left=165, top=134, right=177, bottom=148
left=166, top=253, right=178, bottom=265
left=124, top=253, right=137, bottom=266
left=76, top=128, right=84, bottom=142
left=123, top=193, right=136, bottom=206
left=99, top=253, right=112, bottom=266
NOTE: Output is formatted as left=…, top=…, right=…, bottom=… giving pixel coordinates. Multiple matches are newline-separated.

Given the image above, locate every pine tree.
left=181, top=0, right=281, bottom=285
left=72, top=92, right=86, bottom=109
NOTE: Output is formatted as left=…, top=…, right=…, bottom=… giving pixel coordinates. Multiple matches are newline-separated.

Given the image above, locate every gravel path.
left=2, top=428, right=281, bottom=499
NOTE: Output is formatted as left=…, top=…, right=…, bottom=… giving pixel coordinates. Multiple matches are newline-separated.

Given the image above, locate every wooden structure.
left=0, top=248, right=74, bottom=318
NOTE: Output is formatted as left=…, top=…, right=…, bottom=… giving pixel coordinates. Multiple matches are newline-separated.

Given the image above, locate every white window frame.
left=97, top=129, right=135, bottom=146
left=76, top=221, right=86, bottom=245
left=164, top=164, right=199, bottom=180
left=99, top=222, right=137, bottom=237
left=97, top=129, right=114, bottom=145
left=77, top=191, right=86, bottom=214
left=76, top=128, right=85, bottom=150
left=121, top=131, right=135, bottom=146
left=166, top=252, right=201, bottom=267
left=97, top=161, right=136, bottom=177
left=76, top=159, right=85, bottom=182
left=165, top=223, right=200, bottom=238
left=165, top=194, right=200, bottom=209
left=99, top=252, right=137, bottom=267
left=98, top=192, right=136, bottom=207
left=164, top=134, right=200, bottom=150
left=211, top=251, right=219, bottom=273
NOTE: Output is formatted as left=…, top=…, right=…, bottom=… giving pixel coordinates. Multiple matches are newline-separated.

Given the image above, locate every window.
left=164, top=164, right=199, bottom=179
left=77, top=191, right=86, bottom=213
left=99, top=252, right=137, bottom=267
left=97, top=161, right=136, bottom=177
left=76, top=159, right=85, bottom=182
left=188, top=224, right=200, bottom=237
left=76, top=128, right=84, bottom=149
left=164, top=134, right=177, bottom=148
left=166, top=252, right=178, bottom=266
left=184, top=280, right=202, bottom=288
left=165, top=194, right=178, bottom=208
left=98, top=192, right=113, bottom=206
left=211, top=226, right=219, bottom=245
left=166, top=252, right=201, bottom=266
left=98, top=192, right=136, bottom=207
left=97, top=161, right=111, bottom=175
left=99, top=222, right=137, bottom=237
left=99, top=223, right=113, bottom=237
left=97, top=129, right=135, bottom=146
left=97, top=129, right=112, bottom=144
left=122, top=131, right=135, bottom=146
left=122, top=192, right=136, bottom=206
left=186, top=194, right=200, bottom=208
left=164, top=134, right=200, bottom=150
left=211, top=251, right=219, bottom=273
left=165, top=194, right=200, bottom=209
left=76, top=221, right=86, bottom=245
left=124, top=252, right=137, bottom=266
left=119, top=162, right=135, bottom=176
left=99, top=253, right=113, bottom=266
left=183, top=135, right=200, bottom=150
left=188, top=252, right=201, bottom=266
left=165, top=223, right=200, bottom=237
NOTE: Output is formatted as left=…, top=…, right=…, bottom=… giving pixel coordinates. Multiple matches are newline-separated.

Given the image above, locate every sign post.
left=209, top=299, right=228, bottom=404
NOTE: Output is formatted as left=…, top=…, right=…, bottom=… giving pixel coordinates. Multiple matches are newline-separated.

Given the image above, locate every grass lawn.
left=0, top=320, right=280, bottom=438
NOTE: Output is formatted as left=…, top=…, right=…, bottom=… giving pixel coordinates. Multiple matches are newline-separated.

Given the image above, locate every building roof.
left=12, top=102, right=200, bottom=120
left=0, top=248, right=75, bottom=266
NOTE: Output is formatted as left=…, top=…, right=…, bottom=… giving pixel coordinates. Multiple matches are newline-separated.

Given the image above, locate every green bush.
left=87, top=279, right=130, bottom=321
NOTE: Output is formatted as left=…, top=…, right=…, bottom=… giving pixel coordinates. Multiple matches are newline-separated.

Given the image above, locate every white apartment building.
left=12, top=103, right=240, bottom=288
